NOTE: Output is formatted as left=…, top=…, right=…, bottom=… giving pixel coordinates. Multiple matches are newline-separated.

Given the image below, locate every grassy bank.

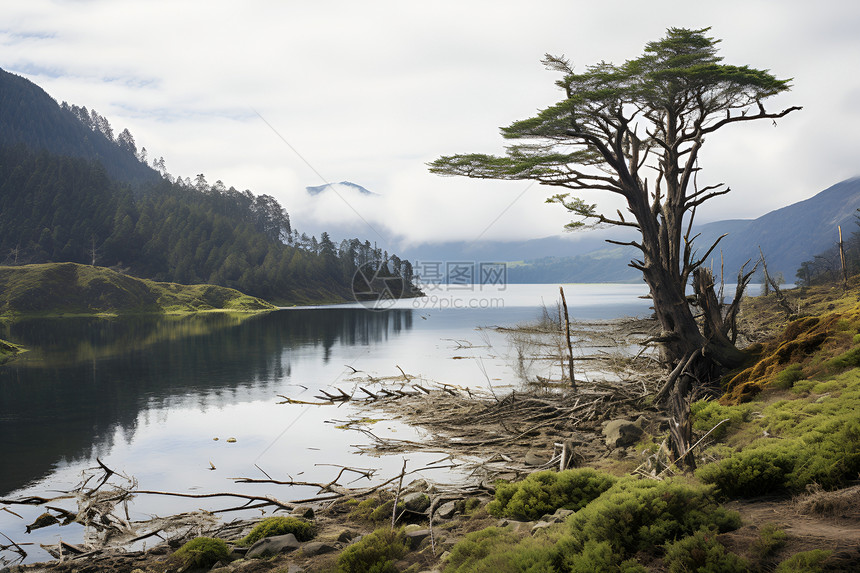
left=0, top=262, right=277, bottom=318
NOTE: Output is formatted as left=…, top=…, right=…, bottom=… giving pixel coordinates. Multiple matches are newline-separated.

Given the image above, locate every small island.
left=0, top=262, right=277, bottom=318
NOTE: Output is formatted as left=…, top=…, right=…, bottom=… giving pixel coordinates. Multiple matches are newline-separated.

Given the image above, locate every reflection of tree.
left=0, top=308, right=413, bottom=495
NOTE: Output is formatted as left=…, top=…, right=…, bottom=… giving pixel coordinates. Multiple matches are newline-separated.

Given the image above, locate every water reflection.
left=0, top=308, right=414, bottom=495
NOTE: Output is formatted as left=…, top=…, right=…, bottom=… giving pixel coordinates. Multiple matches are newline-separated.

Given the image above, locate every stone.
left=524, top=449, right=549, bottom=466
left=406, top=478, right=429, bottom=492
left=337, top=529, right=355, bottom=543
left=246, top=533, right=300, bottom=558
left=405, top=528, right=431, bottom=549
left=603, top=419, right=644, bottom=448
left=291, top=505, right=315, bottom=519
left=552, top=508, right=575, bottom=522
left=531, top=521, right=553, bottom=534
left=301, top=541, right=336, bottom=556
left=402, top=492, right=430, bottom=513
left=436, top=500, right=458, bottom=519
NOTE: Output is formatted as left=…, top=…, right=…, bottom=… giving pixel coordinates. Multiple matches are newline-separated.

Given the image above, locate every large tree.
left=430, top=28, right=800, bottom=461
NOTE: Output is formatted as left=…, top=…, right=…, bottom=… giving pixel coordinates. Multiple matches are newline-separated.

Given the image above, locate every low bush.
left=488, top=468, right=616, bottom=520
left=172, top=536, right=230, bottom=569
left=697, top=416, right=860, bottom=495
left=771, top=364, right=804, bottom=389
left=444, top=527, right=550, bottom=573
left=337, top=527, right=407, bottom=573
left=237, top=516, right=316, bottom=546
left=691, top=400, right=754, bottom=440
left=445, top=477, right=740, bottom=572
left=663, top=529, right=748, bottom=573
left=774, top=549, right=831, bottom=573
left=752, top=523, right=787, bottom=559
left=562, top=478, right=741, bottom=558
left=825, top=346, right=860, bottom=372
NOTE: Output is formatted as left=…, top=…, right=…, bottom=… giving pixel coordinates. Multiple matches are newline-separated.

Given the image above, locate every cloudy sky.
left=2, top=1, right=859, bottom=253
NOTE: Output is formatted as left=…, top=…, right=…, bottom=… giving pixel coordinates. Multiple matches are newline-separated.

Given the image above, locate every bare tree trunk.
left=559, top=286, right=576, bottom=389
left=839, top=225, right=848, bottom=289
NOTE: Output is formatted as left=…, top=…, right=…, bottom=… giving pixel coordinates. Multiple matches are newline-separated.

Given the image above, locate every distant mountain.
left=306, top=181, right=378, bottom=196
left=696, top=177, right=860, bottom=278
left=398, top=177, right=860, bottom=284
left=0, top=67, right=159, bottom=186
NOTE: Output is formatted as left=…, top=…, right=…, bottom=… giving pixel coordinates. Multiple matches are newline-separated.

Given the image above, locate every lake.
left=0, top=283, right=650, bottom=563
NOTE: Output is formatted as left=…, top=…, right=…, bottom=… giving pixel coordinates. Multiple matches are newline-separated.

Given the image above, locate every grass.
left=171, top=537, right=230, bottom=569
left=237, top=516, right=316, bottom=545
left=0, top=262, right=276, bottom=317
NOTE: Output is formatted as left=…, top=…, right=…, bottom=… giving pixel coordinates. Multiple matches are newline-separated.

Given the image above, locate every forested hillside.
left=0, top=68, right=159, bottom=186
left=0, top=68, right=416, bottom=304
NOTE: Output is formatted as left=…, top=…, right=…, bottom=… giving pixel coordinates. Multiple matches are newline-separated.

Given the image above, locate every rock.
left=402, top=492, right=430, bottom=513
left=246, top=533, right=300, bottom=558
left=436, top=500, right=458, bottom=519
left=531, top=521, right=553, bottom=534
left=603, top=419, right=644, bottom=448
left=552, top=508, right=575, bottom=522
left=291, top=505, right=315, bottom=519
left=524, top=449, right=549, bottom=466
left=301, top=541, right=336, bottom=556
left=405, top=523, right=425, bottom=534
left=337, top=530, right=355, bottom=543
left=405, top=528, right=431, bottom=549
left=506, top=520, right=536, bottom=534
left=406, top=479, right=430, bottom=492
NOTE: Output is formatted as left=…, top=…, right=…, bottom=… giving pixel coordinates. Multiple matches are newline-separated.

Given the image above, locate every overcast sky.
left=2, top=1, right=859, bottom=253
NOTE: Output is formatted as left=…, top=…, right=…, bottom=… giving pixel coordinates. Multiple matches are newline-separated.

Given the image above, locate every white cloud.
left=2, top=0, right=859, bottom=245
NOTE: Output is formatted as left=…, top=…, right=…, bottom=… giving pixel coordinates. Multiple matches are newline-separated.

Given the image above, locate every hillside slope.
left=506, top=177, right=860, bottom=282
left=0, top=263, right=276, bottom=316
left=0, top=68, right=159, bottom=186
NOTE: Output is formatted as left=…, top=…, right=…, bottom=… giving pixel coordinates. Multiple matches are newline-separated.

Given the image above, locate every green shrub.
left=563, top=478, right=741, bottom=558
left=337, top=527, right=407, bottom=573
left=444, top=527, right=547, bottom=573
left=691, top=400, right=753, bottom=440
left=238, top=516, right=316, bottom=546
left=772, top=364, right=804, bottom=389
left=774, top=549, right=832, bottom=573
left=173, top=536, right=230, bottom=569
left=663, top=529, right=748, bottom=573
left=825, top=346, right=860, bottom=372
left=348, top=496, right=405, bottom=523
left=488, top=468, right=616, bottom=520
left=562, top=540, right=647, bottom=573
left=752, top=523, right=787, bottom=559
left=445, top=478, right=740, bottom=572
left=697, top=416, right=860, bottom=495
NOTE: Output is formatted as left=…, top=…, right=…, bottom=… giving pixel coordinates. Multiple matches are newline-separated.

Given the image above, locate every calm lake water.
left=0, top=283, right=650, bottom=563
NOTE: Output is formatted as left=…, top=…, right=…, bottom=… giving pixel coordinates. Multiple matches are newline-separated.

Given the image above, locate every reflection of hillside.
left=1, top=312, right=260, bottom=367
left=0, top=308, right=413, bottom=496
